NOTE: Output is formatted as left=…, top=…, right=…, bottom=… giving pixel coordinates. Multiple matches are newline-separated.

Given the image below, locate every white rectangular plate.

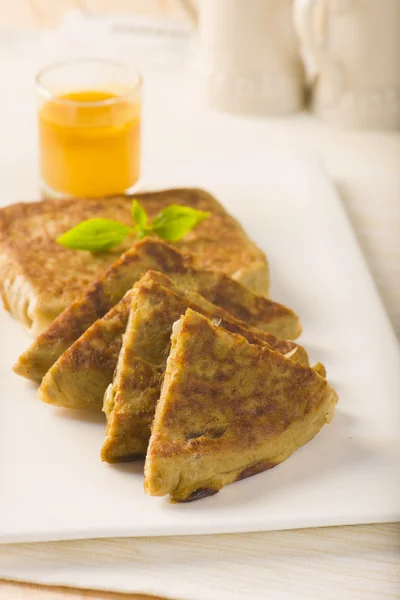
left=1, top=149, right=399, bottom=544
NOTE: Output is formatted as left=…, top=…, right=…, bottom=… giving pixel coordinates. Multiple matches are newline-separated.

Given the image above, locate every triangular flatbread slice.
left=14, top=239, right=301, bottom=382
left=144, top=309, right=338, bottom=502
left=100, top=274, right=309, bottom=462
left=38, top=270, right=307, bottom=415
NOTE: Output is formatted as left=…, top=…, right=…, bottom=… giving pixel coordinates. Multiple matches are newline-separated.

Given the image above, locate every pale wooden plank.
left=0, top=580, right=165, bottom=599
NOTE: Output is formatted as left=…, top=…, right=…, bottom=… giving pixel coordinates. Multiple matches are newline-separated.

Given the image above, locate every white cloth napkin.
left=0, top=16, right=399, bottom=600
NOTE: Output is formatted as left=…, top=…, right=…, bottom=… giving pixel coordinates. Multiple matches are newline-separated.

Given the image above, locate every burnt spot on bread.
left=87, top=282, right=110, bottom=319
left=185, top=426, right=227, bottom=441
left=103, top=451, right=145, bottom=463
left=179, top=487, right=218, bottom=502
left=137, top=239, right=190, bottom=274
left=236, top=461, right=277, bottom=482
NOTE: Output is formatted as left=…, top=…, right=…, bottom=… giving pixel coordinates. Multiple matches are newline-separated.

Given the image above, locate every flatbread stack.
left=1, top=188, right=338, bottom=502
left=0, top=188, right=269, bottom=335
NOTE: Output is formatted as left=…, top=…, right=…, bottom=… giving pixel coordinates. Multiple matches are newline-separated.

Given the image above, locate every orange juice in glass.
left=36, top=59, right=142, bottom=198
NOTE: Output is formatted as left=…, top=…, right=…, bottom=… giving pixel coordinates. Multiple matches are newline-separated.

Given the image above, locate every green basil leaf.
left=150, top=205, right=210, bottom=242
left=135, top=228, right=148, bottom=240
left=56, top=218, right=132, bottom=252
left=131, top=199, right=148, bottom=229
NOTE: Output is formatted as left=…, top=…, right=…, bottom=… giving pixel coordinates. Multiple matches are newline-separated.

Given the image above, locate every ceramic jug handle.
left=295, top=0, right=343, bottom=105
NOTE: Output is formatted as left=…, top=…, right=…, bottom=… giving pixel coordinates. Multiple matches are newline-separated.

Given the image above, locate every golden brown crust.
left=144, top=309, right=338, bottom=502
left=312, top=362, right=327, bottom=378
left=14, top=239, right=193, bottom=381
left=0, top=188, right=269, bottom=334
left=38, top=290, right=134, bottom=409
left=35, top=270, right=306, bottom=419
left=101, top=274, right=308, bottom=463
left=0, top=197, right=134, bottom=333
left=14, top=240, right=300, bottom=383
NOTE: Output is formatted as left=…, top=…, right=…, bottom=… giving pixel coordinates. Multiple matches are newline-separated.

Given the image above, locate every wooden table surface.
left=0, top=2, right=399, bottom=599
left=0, top=582, right=164, bottom=599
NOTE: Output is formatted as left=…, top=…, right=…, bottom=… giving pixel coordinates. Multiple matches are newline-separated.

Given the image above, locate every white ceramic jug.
left=198, top=0, right=305, bottom=115
left=296, top=0, right=400, bottom=129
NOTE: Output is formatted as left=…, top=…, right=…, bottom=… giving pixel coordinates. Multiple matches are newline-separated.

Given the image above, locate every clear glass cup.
left=36, top=59, right=142, bottom=199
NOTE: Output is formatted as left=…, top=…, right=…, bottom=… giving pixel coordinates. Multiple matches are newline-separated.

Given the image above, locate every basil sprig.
left=56, top=200, right=210, bottom=252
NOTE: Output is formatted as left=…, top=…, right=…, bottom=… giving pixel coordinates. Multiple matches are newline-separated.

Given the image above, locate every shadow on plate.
left=107, top=460, right=146, bottom=476
left=51, top=406, right=106, bottom=426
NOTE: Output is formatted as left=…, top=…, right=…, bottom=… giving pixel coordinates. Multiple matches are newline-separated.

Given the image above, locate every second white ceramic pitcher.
left=296, top=0, right=400, bottom=129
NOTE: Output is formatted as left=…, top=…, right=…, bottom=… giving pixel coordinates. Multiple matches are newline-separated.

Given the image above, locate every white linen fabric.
left=1, top=525, right=399, bottom=600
